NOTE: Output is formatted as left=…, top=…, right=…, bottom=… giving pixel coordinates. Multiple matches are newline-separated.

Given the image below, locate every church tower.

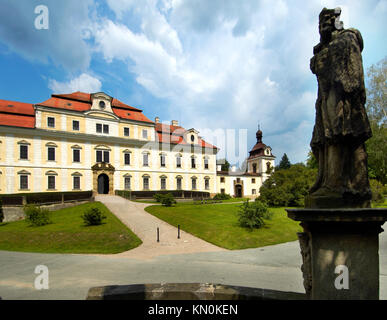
left=247, top=127, right=275, bottom=181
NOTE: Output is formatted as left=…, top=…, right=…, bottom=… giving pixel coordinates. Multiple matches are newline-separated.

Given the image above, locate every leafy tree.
left=365, top=57, right=387, bottom=184
left=259, top=164, right=317, bottom=207
left=306, top=150, right=318, bottom=169
left=217, top=159, right=231, bottom=171
left=277, top=153, right=291, bottom=170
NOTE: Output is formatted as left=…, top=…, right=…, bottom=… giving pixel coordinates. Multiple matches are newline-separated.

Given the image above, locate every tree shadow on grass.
left=0, top=222, right=9, bottom=227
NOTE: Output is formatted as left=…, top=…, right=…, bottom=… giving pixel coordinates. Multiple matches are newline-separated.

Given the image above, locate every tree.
left=259, top=164, right=317, bottom=207
left=306, top=150, right=318, bottom=169
left=365, top=57, right=387, bottom=184
left=217, top=159, right=231, bottom=171
left=277, top=153, right=291, bottom=170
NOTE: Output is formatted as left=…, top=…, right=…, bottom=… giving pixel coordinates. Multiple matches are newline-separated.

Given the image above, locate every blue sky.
left=0, top=0, right=386, bottom=165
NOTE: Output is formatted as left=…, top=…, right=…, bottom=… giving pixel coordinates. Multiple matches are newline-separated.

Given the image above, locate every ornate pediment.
left=91, top=162, right=115, bottom=172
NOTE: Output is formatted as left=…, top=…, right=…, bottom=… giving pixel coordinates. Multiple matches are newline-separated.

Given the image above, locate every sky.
left=0, top=0, right=386, bottom=166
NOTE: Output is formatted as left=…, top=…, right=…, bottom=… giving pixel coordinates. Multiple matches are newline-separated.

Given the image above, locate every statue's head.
left=319, top=7, right=343, bottom=43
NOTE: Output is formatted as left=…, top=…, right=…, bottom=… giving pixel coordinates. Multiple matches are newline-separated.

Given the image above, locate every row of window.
left=219, top=177, right=256, bottom=183
left=17, top=143, right=211, bottom=168
left=15, top=174, right=210, bottom=191
left=219, top=188, right=257, bottom=195
left=46, top=117, right=149, bottom=139
left=124, top=176, right=210, bottom=191
left=18, top=174, right=80, bottom=191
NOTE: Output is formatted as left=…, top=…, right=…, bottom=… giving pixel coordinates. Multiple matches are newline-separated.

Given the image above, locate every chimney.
left=171, top=120, right=178, bottom=126
left=155, top=117, right=160, bottom=123
left=231, top=165, right=236, bottom=172
left=217, top=164, right=222, bottom=171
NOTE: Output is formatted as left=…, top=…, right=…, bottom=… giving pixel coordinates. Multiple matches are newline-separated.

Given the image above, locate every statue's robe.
left=309, top=28, right=372, bottom=204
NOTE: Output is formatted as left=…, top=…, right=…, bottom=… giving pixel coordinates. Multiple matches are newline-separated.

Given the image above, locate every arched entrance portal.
left=97, top=174, right=109, bottom=194
left=235, top=184, right=243, bottom=198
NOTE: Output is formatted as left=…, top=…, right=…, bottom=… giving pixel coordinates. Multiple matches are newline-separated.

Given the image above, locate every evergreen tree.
left=278, top=153, right=291, bottom=170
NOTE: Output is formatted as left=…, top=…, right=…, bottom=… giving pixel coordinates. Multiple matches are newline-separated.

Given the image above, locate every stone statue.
left=307, top=7, right=372, bottom=208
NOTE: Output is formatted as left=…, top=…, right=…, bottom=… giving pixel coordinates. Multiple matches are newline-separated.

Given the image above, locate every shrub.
left=24, top=205, right=52, bottom=226
left=237, top=200, right=272, bottom=230
left=370, top=179, right=385, bottom=203
left=213, top=193, right=232, bottom=200
left=153, top=193, right=163, bottom=203
left=0, top=199, right=4, bottom=223
left=82, top=207, right=107, bottom=226
left=160, top=193, right=176, bottom=207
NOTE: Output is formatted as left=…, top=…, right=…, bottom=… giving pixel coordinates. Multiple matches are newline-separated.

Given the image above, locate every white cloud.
left=48, top=73, right=102, bottom=94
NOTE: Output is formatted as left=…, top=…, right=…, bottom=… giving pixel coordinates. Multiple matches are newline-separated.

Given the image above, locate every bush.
left=153, top=193, right=163, bottom=203
left=82, top=207, right=107, bottom=226
left=24, top=205, right=52, bottom=226
left=0, top=199, right=4, bottom=223
left=213, top=193, right=232, bottom=200
left=370, top=179, right=385, bottom=203
left=237, top=200, right=272, bottom=230
left=160, top=193, right=176, bottom=207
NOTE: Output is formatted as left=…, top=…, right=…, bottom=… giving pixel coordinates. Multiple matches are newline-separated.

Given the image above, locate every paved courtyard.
left=0, top=197, right=386, bottom=300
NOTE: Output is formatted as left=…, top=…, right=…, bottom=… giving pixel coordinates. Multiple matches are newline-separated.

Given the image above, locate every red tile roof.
left=0, top=113, right=35, bottom=128
left=112, top=107, right=153, bottom=123
left=0, top=99, right=35, bottom=116
left=155, top=123, right=217, bottom=149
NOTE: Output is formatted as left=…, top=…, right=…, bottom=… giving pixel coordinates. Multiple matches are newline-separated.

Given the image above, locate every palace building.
left=0, top=91, right=274, bottom=198
left=216, top=128, right=275, bottom=198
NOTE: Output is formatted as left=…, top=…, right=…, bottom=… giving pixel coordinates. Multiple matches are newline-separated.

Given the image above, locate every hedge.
left=116, top=190, right=210, bottom=199
left=0, top=191, right=93, bottom=206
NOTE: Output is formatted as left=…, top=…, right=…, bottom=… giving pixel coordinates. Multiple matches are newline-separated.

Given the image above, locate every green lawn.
left=0, top=202, right=142, bottom=254
left=145, top=203, right=303, bottom=250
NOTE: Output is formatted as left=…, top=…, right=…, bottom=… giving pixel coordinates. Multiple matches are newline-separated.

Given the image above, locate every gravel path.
left=95, top=195, right=226, bottom=260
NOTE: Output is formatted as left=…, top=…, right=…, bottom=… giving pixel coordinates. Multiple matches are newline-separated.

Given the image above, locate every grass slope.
left=0, top=202, right=142, bottom=254
left=145, top=203, right=302, bottom=250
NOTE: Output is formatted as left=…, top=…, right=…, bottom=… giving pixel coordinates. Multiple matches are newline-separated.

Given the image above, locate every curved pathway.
left=95, top=195, right=226, bottom=260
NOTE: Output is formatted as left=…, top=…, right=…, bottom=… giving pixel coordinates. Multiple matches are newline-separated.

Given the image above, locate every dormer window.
left=191, top=135, right=195, bottom=142
left=47, top=117, right=55, bottom=128
left=99, top=100, right=106, bottom=109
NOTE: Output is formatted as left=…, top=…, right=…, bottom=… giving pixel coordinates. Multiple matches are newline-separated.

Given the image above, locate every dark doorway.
left=98, top=174, right=109, bottom=194
left=235, top=184, right=243, bottom=198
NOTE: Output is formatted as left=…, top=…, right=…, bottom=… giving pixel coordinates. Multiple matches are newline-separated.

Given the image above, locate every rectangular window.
left=47, top=117, right=55, bottom=128
left=221, top=188, right=225, bottom=194
left=124, top=153, right=131, bottom=165
left=142, top=129, right=148, bottom=139
left=192, top=179, right=197, bottom=190
left=176, top=178, right=182, bottom=190
left=103, top=124, right=109, bottom=134
left=96, top=150, right=103, bottom=163
left=124, top=177, right=131, bottom=190
left=96, top=123, right=102, bottom=133
left=143, top=153, right=149, bottom=166
left=73, top=176, right=80, bottom=190
left=73, top=149, right=80, bottom=163
left=47, top=147, right=55, bottom=161
left=160, top=154, right=166, bottom=167
left=124, top=127, right=130, bottom=137
left=103, top=151, right=109, bottom=163
left=236, top=178, right=241, bottom=183
left=252, top=178, right=256, bottom=183
left=48, top=176, right=55, bottom=190
left=143, top=177, right=149, bottom=190
left=160, top=178, right=166, bottom=190
left=204, top=159, right=209, bottom=169
left=253, top=163, right=257, bottom=173
left=205, top=179, right=210, bottom=190
left=20, top=175, right=28, bottom=190
left=220, top=177, right=225, bottom=183
left=20, top=145, right=28, bottom=160
left=252, top=189, right=256, bottom=195
left=176, top=156, right=181, bottom=168
left=72, top=120, right=80, bottom=131
left=191, top=158, right=196, bottom=169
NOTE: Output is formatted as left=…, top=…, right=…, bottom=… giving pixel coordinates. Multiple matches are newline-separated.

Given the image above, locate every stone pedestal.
left=287, top=208, right=387, bottom=300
